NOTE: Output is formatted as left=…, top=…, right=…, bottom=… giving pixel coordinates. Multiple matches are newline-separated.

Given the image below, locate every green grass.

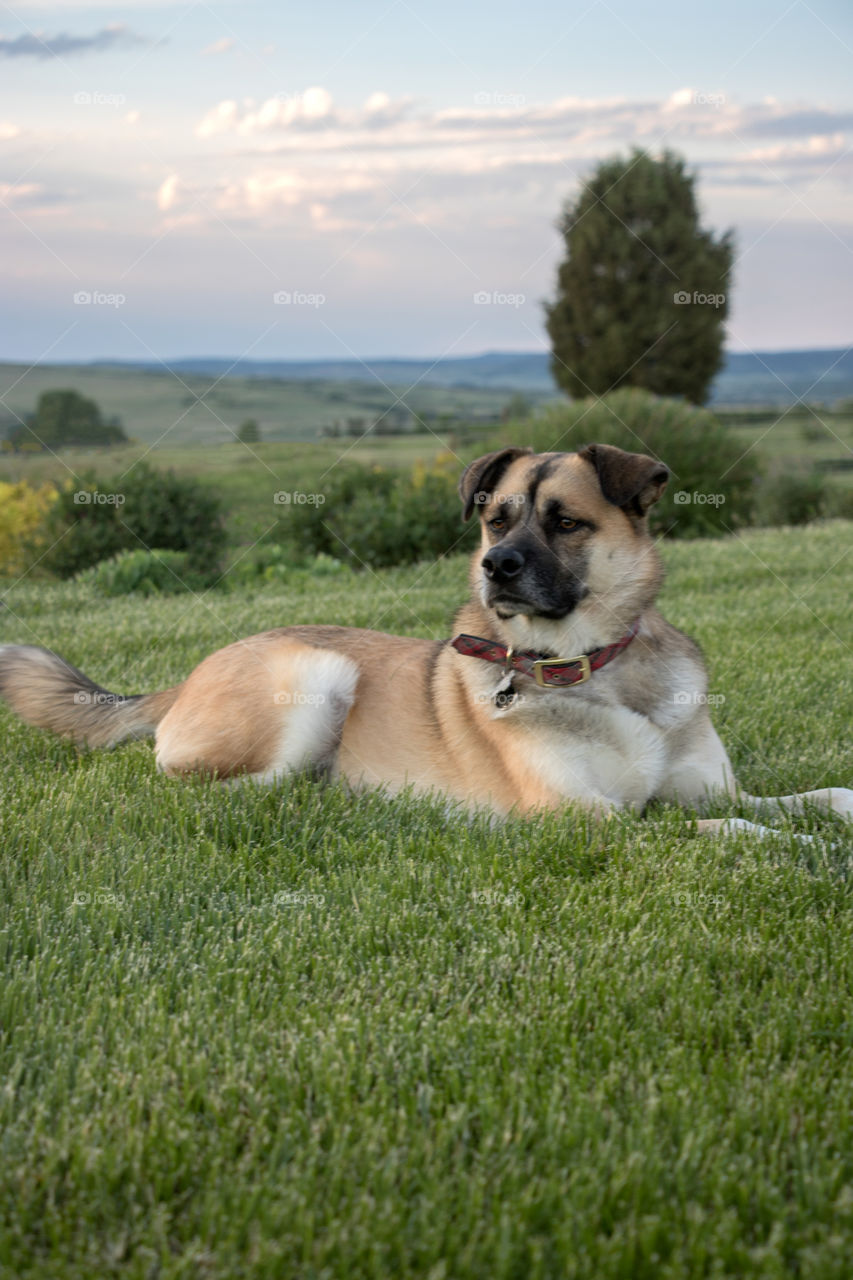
left=0, top=437, right=465, bottom=549
left=717, top=407, right=853, bottom=491
left=0, top=361, right=525, bottom=446
left=1, top=523, right=853, bottom=1278
left=3, top=407, right=852, bottom=561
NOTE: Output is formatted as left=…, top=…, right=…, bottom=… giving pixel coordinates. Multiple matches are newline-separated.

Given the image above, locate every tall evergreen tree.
left=545, top=149, right=734, bottom=404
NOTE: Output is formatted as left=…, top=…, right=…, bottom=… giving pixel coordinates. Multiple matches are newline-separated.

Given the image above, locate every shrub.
left=77, top=548, right=219, bottom=597
left=225, top=545, right=346, bottom=589
left=482, top=389, right=758, bottom=538
left=753, top=471, right=828, bottom=527
left=36, top=462, right=226, bottom=579
left=824, top=486, right=853, bottom=521
left=799, top=419, right=826, bottom=444
left=237, top=419, right=261, bottom=444
left=0, top=480, right=58, bottom=577
left=271, top=454, right=478, bottom=568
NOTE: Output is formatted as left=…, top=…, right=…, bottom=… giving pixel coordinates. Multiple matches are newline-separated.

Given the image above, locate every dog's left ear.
left=458, top=447, right=532, bottom=522
left=578, top=443, right=669, bottom=518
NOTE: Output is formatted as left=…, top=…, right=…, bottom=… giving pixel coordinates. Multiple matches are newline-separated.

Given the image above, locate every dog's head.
left=459, top=443, right=668, bottom=635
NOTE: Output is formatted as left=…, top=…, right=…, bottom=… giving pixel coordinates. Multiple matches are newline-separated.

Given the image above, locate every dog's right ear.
left=458, top=447, right=532, bottom=522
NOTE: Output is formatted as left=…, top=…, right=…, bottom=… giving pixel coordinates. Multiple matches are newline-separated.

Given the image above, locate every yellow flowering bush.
left=0, top=480, right=58, bottom=577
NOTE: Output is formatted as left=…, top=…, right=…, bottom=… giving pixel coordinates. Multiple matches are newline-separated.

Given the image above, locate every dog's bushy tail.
left=0, top=644, right=182, bottom=748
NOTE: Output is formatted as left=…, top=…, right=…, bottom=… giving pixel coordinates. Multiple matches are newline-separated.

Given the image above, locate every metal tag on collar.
left=532, top=653, right=592, bottom=688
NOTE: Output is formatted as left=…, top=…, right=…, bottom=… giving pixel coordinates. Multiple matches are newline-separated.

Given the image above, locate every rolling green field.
left=3, top=415, right=853, bottom=558
left=1, top=361, right=851, bottom=480
left=0, top=436, right=466, bottom=549
left=0, top=361, right=530, bottom=447
left=1, top=522, right=853, bottom=1278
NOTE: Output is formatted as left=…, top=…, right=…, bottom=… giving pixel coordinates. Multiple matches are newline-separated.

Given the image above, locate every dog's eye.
left=559, top=517, right=578, bottom=531
left=489, top=517, right=507, bottom=531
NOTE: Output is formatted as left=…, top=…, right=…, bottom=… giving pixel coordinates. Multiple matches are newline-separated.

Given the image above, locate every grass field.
left=0, top=361, right=531, bottom=447
left=1, top=522, right=853, bottom=1278
left=0, top=436, right=464, bottom=550
left=2, top=410, right=853, bottom=558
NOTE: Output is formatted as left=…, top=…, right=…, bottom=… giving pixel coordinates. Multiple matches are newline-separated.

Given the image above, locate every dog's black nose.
left=482, top=546, right=525, bottom=581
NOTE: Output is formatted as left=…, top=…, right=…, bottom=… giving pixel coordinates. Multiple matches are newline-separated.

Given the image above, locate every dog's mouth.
left=486, top=586, right=530, bottom=609
left=491, top=595, right=532, bottom=618
left=489, top=592, right=577, bottom=621
left=485, top=581, right=587, bottom=621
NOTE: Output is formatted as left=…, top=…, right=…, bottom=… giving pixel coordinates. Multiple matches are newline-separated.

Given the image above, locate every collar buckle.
left=532, top=653, right=592, bottom=688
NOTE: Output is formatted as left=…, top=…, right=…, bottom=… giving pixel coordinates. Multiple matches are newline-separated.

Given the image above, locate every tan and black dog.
left=1, top=443, right=850, bottom=842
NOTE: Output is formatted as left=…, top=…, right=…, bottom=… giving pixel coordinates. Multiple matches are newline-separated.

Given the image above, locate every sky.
left=1, top=0, right=851, bottom=362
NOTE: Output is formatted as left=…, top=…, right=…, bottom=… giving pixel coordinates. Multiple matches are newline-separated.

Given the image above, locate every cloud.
left=192, top=86, right=738, bottom=158
left=197, top=86, right=336, bottom=137
left=0, top=24, right=143, bottom=59
left=189, top=87, right=852, bottom=209
left=194, top=87, right=418, bottom=140
left=743, top=132, right=847, bottom=165
left=202, top=37, right=235, bottom=56
left=0, top=182, right=47, bottom=205
left=157, top=173, right=182, bottom=212
left=167, top=84, right=853, bottom=242
left=193, top=87, right=853, bottom=172
left=157, top=167, right=379, bottom=222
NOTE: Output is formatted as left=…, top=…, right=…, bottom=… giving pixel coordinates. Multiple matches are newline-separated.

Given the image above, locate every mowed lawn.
left=1, top=522, right=853, bottom=1279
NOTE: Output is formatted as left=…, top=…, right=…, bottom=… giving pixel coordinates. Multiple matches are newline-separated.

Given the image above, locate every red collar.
left=450, top=619, right=640, bottom=688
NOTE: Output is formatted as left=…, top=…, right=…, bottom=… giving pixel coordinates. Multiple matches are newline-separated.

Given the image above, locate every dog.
left=0, top=443, right=850, bottom=844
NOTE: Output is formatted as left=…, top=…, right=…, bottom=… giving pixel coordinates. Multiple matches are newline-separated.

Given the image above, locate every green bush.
left=271, top=457, right=478, bottom=569
left=225, top=545, right=345, bottom=588
left=753, top=471, right=828, bottom=527
left=36, top=462, right=226, bottom=579
left=825, top=486, right=853, bottom=521
left=486, top=389, right=758, bottom=537
left=77, top=548, right=219, bottom=597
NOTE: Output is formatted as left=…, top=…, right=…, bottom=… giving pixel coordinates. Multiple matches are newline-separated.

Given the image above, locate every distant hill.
left=2, top=348, right=851, bottom=450
left=92, top=347, right=853, bottom=405
left=712, top=348, right=853, bottom=405
left=93, top=352, right=553, bottom=394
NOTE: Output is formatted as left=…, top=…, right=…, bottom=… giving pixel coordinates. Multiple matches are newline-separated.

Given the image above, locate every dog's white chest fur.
left=509, top=693, right=669, bottom=809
